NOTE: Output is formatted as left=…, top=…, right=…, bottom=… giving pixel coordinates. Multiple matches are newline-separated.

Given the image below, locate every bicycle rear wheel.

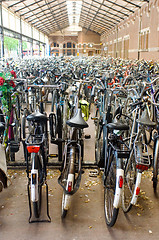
left=153, top=138, right=159, bottom=193
left=31, top=153, right=43, bottom=218
left=104, top=151, right=119, bottom=227
left=61, top=192, right=68, bottom=218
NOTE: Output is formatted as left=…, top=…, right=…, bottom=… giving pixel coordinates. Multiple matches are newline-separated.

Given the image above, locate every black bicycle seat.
left=66, top=109, right=88, bottom=129
left=27, top=112, right=47, bottom=123
left=137, top=109, right=156, bottom=127
left=107, top=122, right=129, bottom=131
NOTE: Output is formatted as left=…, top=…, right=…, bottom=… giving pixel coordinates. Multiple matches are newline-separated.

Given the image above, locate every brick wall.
left=101, top=0, right=159, bottom=61
left=49, top=28, right=101, bottom=56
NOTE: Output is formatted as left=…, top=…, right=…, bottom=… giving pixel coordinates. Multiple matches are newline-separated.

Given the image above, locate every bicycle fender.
left=113, top=169, right=124, bottom=209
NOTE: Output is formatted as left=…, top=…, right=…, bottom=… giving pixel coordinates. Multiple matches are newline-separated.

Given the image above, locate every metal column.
left=0, top=3, right=4, bottom=59
left=19, top=17, right=23, bottom=59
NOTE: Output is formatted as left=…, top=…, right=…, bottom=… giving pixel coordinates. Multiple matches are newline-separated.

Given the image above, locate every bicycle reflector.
left=136, top=187, right=140, bottom=196
left=119, top=176, right=123, bottom=188
left=27, top=145, right=40, bottom=153
left=68, top=181, right=72, bottom=192
left=136, top=164, right=148, bottom=171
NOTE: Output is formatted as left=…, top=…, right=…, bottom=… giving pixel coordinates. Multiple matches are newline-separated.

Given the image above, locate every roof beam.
left=80, top=14, right=113, bottom=28
left=32, top=10, right=68, bottom=26
left=92, top=0, right=129, bottom=17
left=104, top=0, right=134, bottom=13
left=24, top=1, right=66, bottom=20
left=15, top=0, right=44, bottom=13
left=80, top=19, right=110, bottom=31
left=80, top=19, right=108, bottom=32
left=27, top=5, right=66, bottom=22
left=44, top=0, right=63, bottom=33
left=121, top=0, right=141, bottom=8
left=8, top=0, right=26, bottom=8
left=20, top=0, right=57, bottom=16
left=34, top=16, right=68, bottom=28
left=86, top=0, right=105, bottom=33
left=81, top=5, right=120, bottom=24
left=82, top=1, right=124, bottom=20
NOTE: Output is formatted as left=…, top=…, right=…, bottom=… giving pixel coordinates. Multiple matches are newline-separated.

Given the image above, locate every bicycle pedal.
left=91, top=117, right=98, bottom=120
left=49, top=154, right=58, bottom=158
left=51, top=138, right=65, bottom=144
left=85, top=134, right=91, bottom=139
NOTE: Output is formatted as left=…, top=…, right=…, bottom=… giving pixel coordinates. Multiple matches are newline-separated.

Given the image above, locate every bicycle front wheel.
left=104, top=151, right=119, bottom=227
left=122, top=150, right=136, bottom=213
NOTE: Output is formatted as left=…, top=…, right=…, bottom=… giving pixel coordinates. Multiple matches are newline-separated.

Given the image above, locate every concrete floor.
left=0, top=105, right=159, bottom=240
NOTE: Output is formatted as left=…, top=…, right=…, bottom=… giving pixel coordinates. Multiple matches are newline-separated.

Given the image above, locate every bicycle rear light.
left=27, top=145, right=40, bottom=153
left=118, top=176, right=123, bottom=188
left=68, top=181, right=72, bottom=192
left=136, top=164, right=148, bottom=171
left=87, top=86, right=92, bottom=89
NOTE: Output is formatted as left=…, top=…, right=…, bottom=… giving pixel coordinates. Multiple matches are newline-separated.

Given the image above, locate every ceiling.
left=2, top=0, right=148, bottom=35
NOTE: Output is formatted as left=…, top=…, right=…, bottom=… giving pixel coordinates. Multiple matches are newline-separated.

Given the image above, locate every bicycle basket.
left=134, top=142, right=150, bottom=170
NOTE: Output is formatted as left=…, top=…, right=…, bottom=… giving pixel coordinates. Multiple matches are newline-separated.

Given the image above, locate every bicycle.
left=25, top=111, right=51, bottom=222
left=56, top=80, right=89, bottom=218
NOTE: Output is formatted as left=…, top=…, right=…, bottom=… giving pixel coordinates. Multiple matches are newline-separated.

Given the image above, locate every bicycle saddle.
left=137, top=109, right=156, bottom=127
left=66, top=108, right=88, bottom=129
left=107, top=122, right=129, bottom=131
left=27, top=112, right=47, bottom=123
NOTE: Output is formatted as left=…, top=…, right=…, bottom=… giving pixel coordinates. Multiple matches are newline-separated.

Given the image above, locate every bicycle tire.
left=153, top=138, right=159, bottom=193
left=104, top=151, right=119, bottom=227
left=10, top=152, right=15, bottom=162
left=95, top=120, right=103, bottom=167
left=122, top=150, right=136, bottom=213
left=22, top=109, right=30, bottom=140
left=57, top=106, right=63, bottom=161
left=31, top=153, right=43, bottom=218
left=51, top=90, right=57, bottom=112
left=61, top=192, right=68, bottom=219
left=143, top=128, right=152, bottom=145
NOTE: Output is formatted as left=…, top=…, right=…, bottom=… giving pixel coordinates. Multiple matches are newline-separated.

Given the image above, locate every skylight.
left=66, top=1, right=82, bottom=26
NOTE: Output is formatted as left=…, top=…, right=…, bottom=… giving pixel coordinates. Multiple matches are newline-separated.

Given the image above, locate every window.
left=114, top=42, right=116, bottom=58
left=54, top=42, right=56, bottom=47
left=63, top=43, right=66, bottom=48
left=83, top=44, right=86, bottom=48
left=88, top=43, right=93, bottom=48
left=67, top=42, right=72, bottom=48
left=118, top=41, right=122, bottom=58
left=123, top=39, right=129, bottom=59
left=67, top=49, right=72, bottom=55
left=139, top=30, right=149, bottom=51
left=73, top=43, right=75, bottom=48
left=57, top=43, right=59, bottom=47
